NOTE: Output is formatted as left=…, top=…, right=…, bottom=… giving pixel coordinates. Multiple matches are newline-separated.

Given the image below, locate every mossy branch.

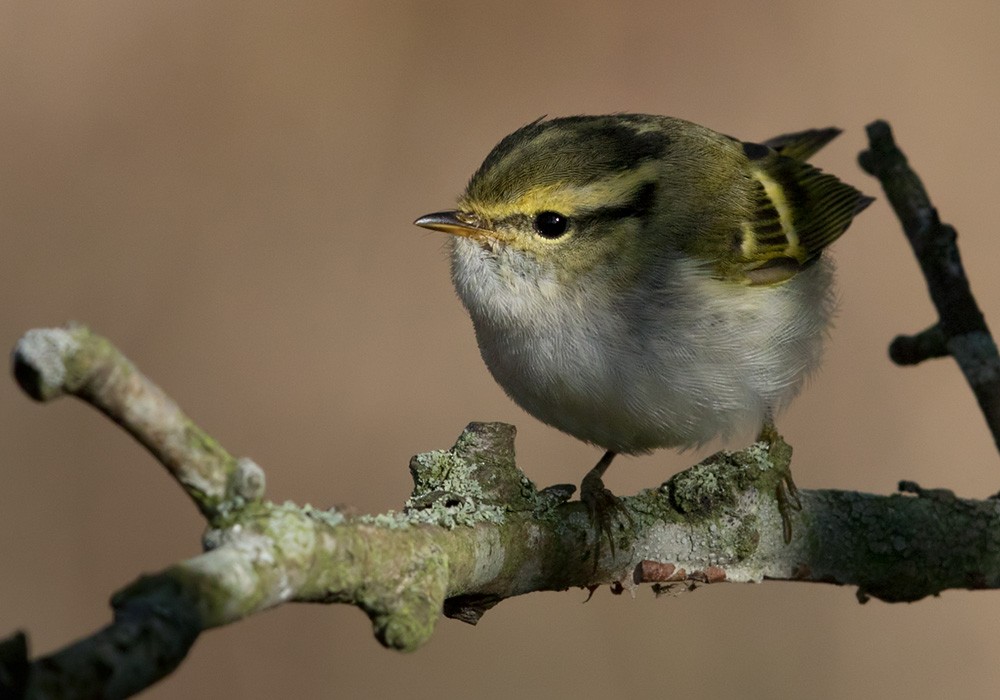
left=4, top=120, right=1000, bottom=698
left=11, top=323, right=250, bottom=521
left=6, top=325, right=1000, bottom=698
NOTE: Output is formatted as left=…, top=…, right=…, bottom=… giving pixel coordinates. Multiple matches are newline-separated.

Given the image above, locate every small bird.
left=416, top=114, right=871, bottom=551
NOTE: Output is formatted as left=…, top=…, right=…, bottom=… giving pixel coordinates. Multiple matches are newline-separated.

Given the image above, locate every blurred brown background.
left=3, top=1, right=1000, bottom=697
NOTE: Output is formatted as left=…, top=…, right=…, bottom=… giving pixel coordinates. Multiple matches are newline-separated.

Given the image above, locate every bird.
left=415, top=114, right=871, bottom=556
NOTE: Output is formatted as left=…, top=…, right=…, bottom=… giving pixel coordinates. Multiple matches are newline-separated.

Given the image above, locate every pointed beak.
left=413, top=210, right=493, bottom=239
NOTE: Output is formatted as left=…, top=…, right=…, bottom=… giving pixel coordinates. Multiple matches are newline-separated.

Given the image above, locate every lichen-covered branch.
left=6, top=327, right=1000, bottom=697
left=6, top=119, right=1000, bottom=697
left=859, top=120, right=1000, bottom=453
left=12, top=324, right=258, bottom=520
left=5, top=408, right=1000, bottom=698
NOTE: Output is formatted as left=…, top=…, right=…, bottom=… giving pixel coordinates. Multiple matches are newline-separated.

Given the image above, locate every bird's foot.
left=757, top=422, right=800, bottom=543
left=775, top=470, right=801, bottom=543
left=580, top=452, right=634, bottom=569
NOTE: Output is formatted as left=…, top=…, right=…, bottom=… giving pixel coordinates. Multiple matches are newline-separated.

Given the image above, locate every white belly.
left=452, top=239, right=833, bottom=454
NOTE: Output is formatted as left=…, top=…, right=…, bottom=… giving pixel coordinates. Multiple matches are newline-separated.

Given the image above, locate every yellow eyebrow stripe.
left=466, top=162, right=659, bottom=221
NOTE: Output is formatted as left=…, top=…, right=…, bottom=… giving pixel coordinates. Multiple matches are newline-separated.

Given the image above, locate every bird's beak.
left=413, top=210, right=493, bottom=239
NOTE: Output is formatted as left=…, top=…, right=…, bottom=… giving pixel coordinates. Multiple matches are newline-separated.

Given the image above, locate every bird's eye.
left=533, top=211, right=570, bottom=239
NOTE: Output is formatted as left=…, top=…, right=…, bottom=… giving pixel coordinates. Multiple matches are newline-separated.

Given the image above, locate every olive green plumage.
left=416, top=113, right=871, bottom=457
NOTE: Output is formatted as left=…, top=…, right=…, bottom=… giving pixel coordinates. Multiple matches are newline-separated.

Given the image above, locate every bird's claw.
left=775, top=470, right=801, bottom=544
left=758, top=421, right=800, bottom=543
left=581, top=467, right=634, bottom=568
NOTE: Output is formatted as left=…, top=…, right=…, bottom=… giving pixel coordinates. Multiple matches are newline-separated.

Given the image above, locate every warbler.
left=415, top=114, right=871, bottom=546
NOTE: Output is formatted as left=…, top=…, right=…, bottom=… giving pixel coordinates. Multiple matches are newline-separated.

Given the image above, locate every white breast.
left=451, top=237, right=833, bottom=454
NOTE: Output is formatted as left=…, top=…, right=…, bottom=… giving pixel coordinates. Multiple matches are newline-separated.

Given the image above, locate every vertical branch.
left=859, top=120, right=1000, bottom=456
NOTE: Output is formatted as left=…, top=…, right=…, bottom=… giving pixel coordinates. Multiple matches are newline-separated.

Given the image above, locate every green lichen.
left=359, top=500, right=506, bottom=530
left=301, top=503, right=346, bottom=529
left=213, top=495, right=247, bottom=521
left=626, top=440, right=791, bottom=565
left=667, top=451, right=744, bottom=518
left=665, top=440, right=788, bottom=520
left=532, top=482, right=576, bottom=512
left=358, top=511, right=414, bottom=529
left=386, top=447, right=510, bottom=528
left=730, top=514, right=762, bottom=561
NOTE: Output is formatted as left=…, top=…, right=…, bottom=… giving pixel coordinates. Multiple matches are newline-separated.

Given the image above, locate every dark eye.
left=533, top=211, right=570, bottom=239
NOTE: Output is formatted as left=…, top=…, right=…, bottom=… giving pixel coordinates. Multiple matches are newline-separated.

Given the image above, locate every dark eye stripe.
left=578, top=181, right=657, bottom=225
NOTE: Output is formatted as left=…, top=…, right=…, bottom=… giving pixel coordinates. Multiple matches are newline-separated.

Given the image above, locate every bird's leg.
left=757, top=420, right=800, bottom=543
left=580, top=450, right=634, bottom=567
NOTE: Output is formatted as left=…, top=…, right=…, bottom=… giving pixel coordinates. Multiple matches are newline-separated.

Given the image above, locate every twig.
left=859, top=121, right=1000, bottom=454
left=11, top=324, right=252, bottom=520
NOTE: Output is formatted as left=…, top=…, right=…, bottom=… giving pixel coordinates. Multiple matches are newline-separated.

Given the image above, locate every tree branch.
left=859, top=120, right=1000, bottom=454
left=4, top=120, right=1000, bottom=697
left=12, top=324, right=256, bottom=520
left=6, top=326, right=1000, bottom=698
